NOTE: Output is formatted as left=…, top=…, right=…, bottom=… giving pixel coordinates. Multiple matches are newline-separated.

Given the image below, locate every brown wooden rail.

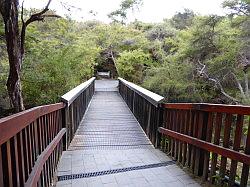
left=0, top=77, right=96, bottom=187
left=159, top=103, right=250, bottom=187
left=0, top=103, right=65, bottom=187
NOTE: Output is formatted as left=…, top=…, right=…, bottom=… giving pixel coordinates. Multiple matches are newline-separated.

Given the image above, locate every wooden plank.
left=28, top=125, right=34, bottom=170
left=164, top=103, right=250, bottom=115
left=228, top=115, right=243, bottom=186
left=6, top=140, right=13, bottom=187
left=177, top=111, right=184, bottom=163
left=182, top=111, right=188, bottom=166
left=14, top=136, right=20, bottom=186
left=0, top=103, right=65, bottom=146
left=240, top=116, right=250, bottom=186
left=171, top=110, right=176, bottom=158
left=194, top=111, right=204, bottom=176
left=158, top=127, right=250, bottom=164
left=18, top=131, right=25, bottom=185
left=210, top=113, right=222, bottom=183
left=190, top=112, right=198, bottom=172
left=202, top=112, right=214, bottom=181
left=34, top=120, right=39, bottom=164
left=186, top=110, right=194, bottom=167
left=219, top=114, right=232, bottom=185
left=24, top=128, right=30, bottom=175
left=174, top=110, right=180, bottom=161
left=0, top=146, right=4, bottom=187
left=167, top=110, right=171, bottom=153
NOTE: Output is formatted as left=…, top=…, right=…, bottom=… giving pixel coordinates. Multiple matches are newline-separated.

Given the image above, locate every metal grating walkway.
left=68, top=80, right=153, bottom=150
left=56, top=80, right=202, bottom=187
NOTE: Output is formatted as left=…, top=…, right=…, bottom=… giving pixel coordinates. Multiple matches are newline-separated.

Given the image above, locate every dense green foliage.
left=0, top=0, right=249, bottom=110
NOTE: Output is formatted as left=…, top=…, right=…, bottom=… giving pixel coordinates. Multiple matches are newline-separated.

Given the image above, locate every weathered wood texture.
left=118, top=78, right=164, bottom=147
left=0, top=103, right=65, bottom=187
left=160, top=103, right=250, bottom=187
left=68, top=80, right=153, bottom=150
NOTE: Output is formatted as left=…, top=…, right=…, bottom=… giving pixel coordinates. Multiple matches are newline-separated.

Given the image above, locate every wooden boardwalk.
left=56, top=80, right=201, bottom=187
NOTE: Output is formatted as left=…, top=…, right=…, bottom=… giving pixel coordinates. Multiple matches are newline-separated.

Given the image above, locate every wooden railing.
left=118, top=78, right=250, bottom=186
left=0, top=77, right=96, bottom=187
left=118, top=78, right=164, bottom=146
left=0, top=103, right=65, bottom=187
left=159, top=103, right=250, bottom=187
left=61, top=77, right=95, bottom=148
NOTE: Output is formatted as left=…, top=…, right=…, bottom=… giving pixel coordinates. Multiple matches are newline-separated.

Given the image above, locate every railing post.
left=194, top=110, right=209, bottom=176
left=146, top=104, right=152, bottom=137
left=61, top=107, right=68, bottom=150
left=155, top=105, right=164, bottom=148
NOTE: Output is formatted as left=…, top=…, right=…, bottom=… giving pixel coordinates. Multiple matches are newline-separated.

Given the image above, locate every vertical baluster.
left=34, top=120, right=39, bottom=162
left=210, top=113, right=222, bottom=183
left=31, top=123, right=36, bottom=166
left=240, top=116, right=250, bottom=186
left=28, top=125, right=34, bottom=168
left=202, top=112, right=214, bottom=181
left=178, top=110, right=184, bottom=164
left=174, top=110, right=180, bottom=160
left=170, top=110, right=175, bottom=158
left=219, top=114, right=232, bottom=185
left=186, top=110, right=194, bottom=168
left=40, top=117, right=46, bottom=185
left=18, top=130, right=26, bottom=185
left=228, top=115, right=243, bottom=186
left=165, top=110, right=170, bottom=153
left=13, top=135, right=20, bottom=186
left=182, top=110, right=188, bottom=166
left=195, top=111, right=208, bottom=176
left=190, top=111, right=198, bottom=172
left=24, top=127, right=31, bottom=175
left=0, top=146, right=4, bottom=187
left=51, top=112, right=56, bottom=173
left=6, top=140, right=13, bottom=187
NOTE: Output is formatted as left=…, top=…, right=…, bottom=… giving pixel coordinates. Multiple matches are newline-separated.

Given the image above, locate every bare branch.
left=20, top=0, right=60, bottom=59
left=229, top=71, right=246, bottom=98
left=244, top=72, right=249, bottom=97
left=25, top=0, right=53, bottom=26
left=197, top=61, right=239, bottom=103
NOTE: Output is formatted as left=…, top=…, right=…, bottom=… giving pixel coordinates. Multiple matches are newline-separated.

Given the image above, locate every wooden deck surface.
left=56, top=80, right=202, bottom=187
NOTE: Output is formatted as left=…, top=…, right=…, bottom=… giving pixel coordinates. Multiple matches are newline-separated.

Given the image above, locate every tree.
left=108, top=0, right=143, bottom=24
left=223, top=0, right=250, bottom=16
left=170, top=9, right=195, bottom=30
left=0, top=0, right=58, bottom=112
left=117, top=49, right=152, bottom=83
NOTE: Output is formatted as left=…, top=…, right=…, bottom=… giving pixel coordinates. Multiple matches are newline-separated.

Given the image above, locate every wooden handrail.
left=118, top=77, right=164, bottom=107
left=160, top=103, right=250, bottom=186
left=61, top=77, right=96, bottom=106
left=0, top=102, right=65, bottom=145
left=159, top=127, right=250, bottom=165
left=164, top=103, right=250, bottom=115
left=24, top=128, right=66, bottom=187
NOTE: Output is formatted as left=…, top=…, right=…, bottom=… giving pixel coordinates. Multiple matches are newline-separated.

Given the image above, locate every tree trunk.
left=2, top=0, right=25, bottom=112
